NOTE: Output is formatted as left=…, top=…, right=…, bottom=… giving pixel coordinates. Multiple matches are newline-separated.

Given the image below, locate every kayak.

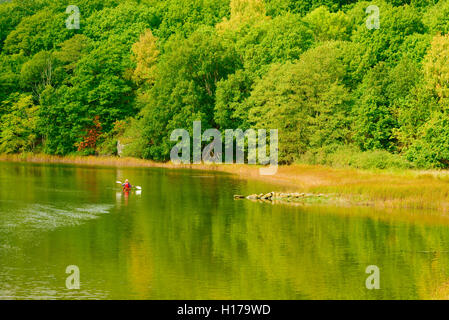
left=122, top=187, right=141, bottom=195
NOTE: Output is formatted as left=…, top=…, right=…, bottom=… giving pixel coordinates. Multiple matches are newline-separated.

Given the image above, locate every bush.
left=405, top=112, right=449, bottom=168
left=299, top=144, right=414, bottom=169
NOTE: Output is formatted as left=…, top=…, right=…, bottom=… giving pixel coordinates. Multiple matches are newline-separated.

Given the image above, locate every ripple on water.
left=0, top=203, right=113, bottom=233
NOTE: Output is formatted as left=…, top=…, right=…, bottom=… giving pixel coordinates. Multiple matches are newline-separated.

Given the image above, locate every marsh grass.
left=3, top=153, right=449, bottom=211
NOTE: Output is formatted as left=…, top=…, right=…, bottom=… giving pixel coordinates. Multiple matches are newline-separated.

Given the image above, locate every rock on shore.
left=233, top=192, right=327, bottom=202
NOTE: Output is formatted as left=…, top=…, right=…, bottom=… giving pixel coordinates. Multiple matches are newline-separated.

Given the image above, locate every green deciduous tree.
left=139, top=27, right=240, bottom=160
left=247, top=42, right=352, bottom=163
left=53, top=34, right=91, bottom=73
left=423, top=0, right=449, bottom=35
left=3, top=8, right=72, bottom=56
left=351, top=2, right=425, bottom=64
left=19, top=51, right=56, bottom=96
left=303, top=6, right=352, bottom=41
left=0, top=93, right=39, bottom=153
left=352, top=63, right=398, bottom=151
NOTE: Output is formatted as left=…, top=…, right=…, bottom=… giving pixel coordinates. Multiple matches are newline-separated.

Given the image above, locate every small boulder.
left=261, top=193, right=273, bottom=200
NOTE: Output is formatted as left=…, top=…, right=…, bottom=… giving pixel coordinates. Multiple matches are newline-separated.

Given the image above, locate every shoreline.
left=2, top=153, right=449, bottom=211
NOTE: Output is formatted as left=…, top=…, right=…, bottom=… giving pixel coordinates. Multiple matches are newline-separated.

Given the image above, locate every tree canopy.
left=2, top=0, right=449, bottom=169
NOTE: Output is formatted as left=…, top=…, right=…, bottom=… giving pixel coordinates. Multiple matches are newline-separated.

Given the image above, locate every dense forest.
left=2, top=0, right=449, bottom=169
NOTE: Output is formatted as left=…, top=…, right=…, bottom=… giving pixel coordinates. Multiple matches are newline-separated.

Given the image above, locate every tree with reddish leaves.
left=76, top=116, right=102, bottom=153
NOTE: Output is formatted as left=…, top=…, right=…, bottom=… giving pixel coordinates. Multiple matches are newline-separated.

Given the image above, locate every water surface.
left=1, top=162, right=449, bottom=299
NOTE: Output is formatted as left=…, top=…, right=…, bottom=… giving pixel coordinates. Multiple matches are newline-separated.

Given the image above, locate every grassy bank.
left=2, top=153, right=449, bottom=211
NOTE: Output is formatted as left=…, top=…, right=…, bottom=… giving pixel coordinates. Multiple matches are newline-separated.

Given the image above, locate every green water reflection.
left=1, top=162, right=449, bottom=299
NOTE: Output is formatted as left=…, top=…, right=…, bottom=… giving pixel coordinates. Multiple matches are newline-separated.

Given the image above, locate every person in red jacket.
left=122, top=179, right=132, bottom=191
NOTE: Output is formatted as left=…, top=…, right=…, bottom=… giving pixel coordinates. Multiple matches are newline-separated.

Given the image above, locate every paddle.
left=116, top=181, right=142, bottom=190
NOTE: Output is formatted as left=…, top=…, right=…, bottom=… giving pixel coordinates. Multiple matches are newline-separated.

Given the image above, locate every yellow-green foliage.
left=0, top=94, right=39, bottom=153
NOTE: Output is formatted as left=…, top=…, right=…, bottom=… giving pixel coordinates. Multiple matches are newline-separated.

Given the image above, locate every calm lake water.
left=1, top=162, right=449, bottom=299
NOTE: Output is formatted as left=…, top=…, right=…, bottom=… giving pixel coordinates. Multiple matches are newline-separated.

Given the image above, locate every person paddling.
left=122, top=179, right=132, bottom=191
